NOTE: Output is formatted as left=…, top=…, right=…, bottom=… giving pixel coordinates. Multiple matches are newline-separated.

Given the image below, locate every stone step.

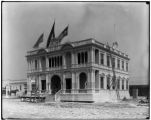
left=45, top=94, right=55, bottom=102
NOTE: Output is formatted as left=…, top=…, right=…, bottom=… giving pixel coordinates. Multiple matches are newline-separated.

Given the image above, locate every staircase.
left=45, top=90, right=62, bottom=102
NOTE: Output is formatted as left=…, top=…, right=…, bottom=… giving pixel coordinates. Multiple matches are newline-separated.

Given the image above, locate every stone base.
left=59, top=90, right=130, bottom=103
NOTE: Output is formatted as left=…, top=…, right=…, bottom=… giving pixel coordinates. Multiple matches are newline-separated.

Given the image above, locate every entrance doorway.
left=79, top=72, right=87, bottom=93
left=41, top=80, right=46, bottom=91
left=66, top=78, right=72, bottom=93
left=51, top=75, right=61, bottom=95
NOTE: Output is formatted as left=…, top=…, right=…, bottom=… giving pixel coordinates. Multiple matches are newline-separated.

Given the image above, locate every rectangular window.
left=126, top=62, right=128, bottom=71
left=122, top=80, right=124, bottom=90
left=35, top=60, right=38, bottom=70
left=100, top=77, right=104, bottom=88
left=85, top=52, right=88, bottom=63
left=78, top=53, right=80, bottom=64
left=122, top=61, right=124, bottom=70
left=100, top=53, right=104, bottom=65
left=49, top=58, right=52, bottom=68
left=117, top=59, right=120, bottom=69
left=112, top=57, right=115, bottom=68
left=107, top=55, right=110, bottom=67
left=60, top=56, right=62, bottom=66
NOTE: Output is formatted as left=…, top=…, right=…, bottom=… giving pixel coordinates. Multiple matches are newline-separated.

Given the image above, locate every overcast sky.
left=2, top=2, right=149, bottom=85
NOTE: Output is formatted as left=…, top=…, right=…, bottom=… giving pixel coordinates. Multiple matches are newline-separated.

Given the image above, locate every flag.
left=57, top=25, right=68, bottom=42
left=33, top=33, right=44, bottom=48
left=46, top=21, right=55, bottom=48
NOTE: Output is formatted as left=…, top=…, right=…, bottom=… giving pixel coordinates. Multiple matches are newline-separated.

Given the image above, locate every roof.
left=27, top=38, right=129, bottom=60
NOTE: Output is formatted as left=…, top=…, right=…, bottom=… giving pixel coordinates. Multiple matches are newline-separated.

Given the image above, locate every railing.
left=55, top=90, right=62, bottom=102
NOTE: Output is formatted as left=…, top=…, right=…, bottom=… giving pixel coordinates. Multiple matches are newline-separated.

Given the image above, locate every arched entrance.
left=51, top=75, right=61, bottom=95
left=79, top=72, right=87, bottom=89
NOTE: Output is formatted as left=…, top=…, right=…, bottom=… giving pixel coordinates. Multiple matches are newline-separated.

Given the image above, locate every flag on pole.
left=46, top=21, right=55, bottom=48
left=33, top=33, right=44, bottom=48
left=57, top=25, right=68, bottom=43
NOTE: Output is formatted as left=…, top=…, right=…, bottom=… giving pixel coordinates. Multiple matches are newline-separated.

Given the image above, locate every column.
left=46, top=74, right=49, bottom=91
left=124, top=79, right=126, bottom=90
left=90, top=48, right=94, bottom=64
left=27, top=76, right=31, bottom=95
left=90, top=69, right=95, bottom=92
left=39, top=75, right=41, bottom=91
left=62, top=73, right=66, bottom=93
left=46, top=56, right=49, bottom=71
left=49, top=74, right=52, bottom=93
left=74, top=53, right=77, bottom=67
left=104, top=75, right=107, bottom=89
left=71, top=52, right=75, bottom=68
left=63, top=54, right=66, bottom=69
left=72, top=72, right=75, bottom=93
left=39, top=58, right=42, bottom=71
left=119, top=78, right=122, bottom=90
left=98, top=51, right=100, bottom=65
left=104, top=52, right=107, bottom=66
left=76, top=73, right=79, bottom=89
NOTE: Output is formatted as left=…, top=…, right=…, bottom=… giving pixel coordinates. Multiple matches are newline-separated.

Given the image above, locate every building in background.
left=5, top=79, right=27, bottom=96
left=26, top=37, right=130, bottom=102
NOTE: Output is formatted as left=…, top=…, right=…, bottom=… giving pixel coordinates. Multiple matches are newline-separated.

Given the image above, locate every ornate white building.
left=26, top=38, right=130, bottom=102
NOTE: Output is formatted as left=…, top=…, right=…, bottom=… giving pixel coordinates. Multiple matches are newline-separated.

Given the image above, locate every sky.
left=2, top=2, right=149, bottom=85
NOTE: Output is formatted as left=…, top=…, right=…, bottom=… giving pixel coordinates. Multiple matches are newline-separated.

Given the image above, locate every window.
left=100, top=77, right=104, bottom=88
left=112, top=57, right=115, bottom=68
left=81, top=52, right=84, bottom=64
left=117, top=59, right=120, bottom=69
left=35, top=60, right=38, bottom=70
left=60, top=56, right=62, bottom=66
left=107, top=77, right=110, bottom=89
left=78, top=52, right=88, bottom=64
left=122, top=80, right=124, bottom=90
left=122, top=61, right=124, bottom=70
left=100, top=53, right=104, bottom=65
left=85, top=52, right=88, bottom=63
left=78, top=53, right=80, bottom=64
left=52, top=58, right=54, bottom=67
left=49, top=58, right=52, bottom=68
left=107, top=56, right=110, bottom=67
left=126, top=62, right=128, bottom=71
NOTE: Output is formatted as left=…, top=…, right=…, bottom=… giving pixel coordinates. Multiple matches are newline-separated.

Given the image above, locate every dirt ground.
left=2, top=98, right=149, bottom=119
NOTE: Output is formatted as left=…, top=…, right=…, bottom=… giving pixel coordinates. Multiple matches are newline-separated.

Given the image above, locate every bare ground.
left=2, top=98, right=149, bottom=119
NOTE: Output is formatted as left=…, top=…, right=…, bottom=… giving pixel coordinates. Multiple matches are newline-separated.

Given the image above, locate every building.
left=5, top=79, right=27, bottom=96
left=129, top=85, right=149, bottom=98
left=26, top=38, right=130, bottom=102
